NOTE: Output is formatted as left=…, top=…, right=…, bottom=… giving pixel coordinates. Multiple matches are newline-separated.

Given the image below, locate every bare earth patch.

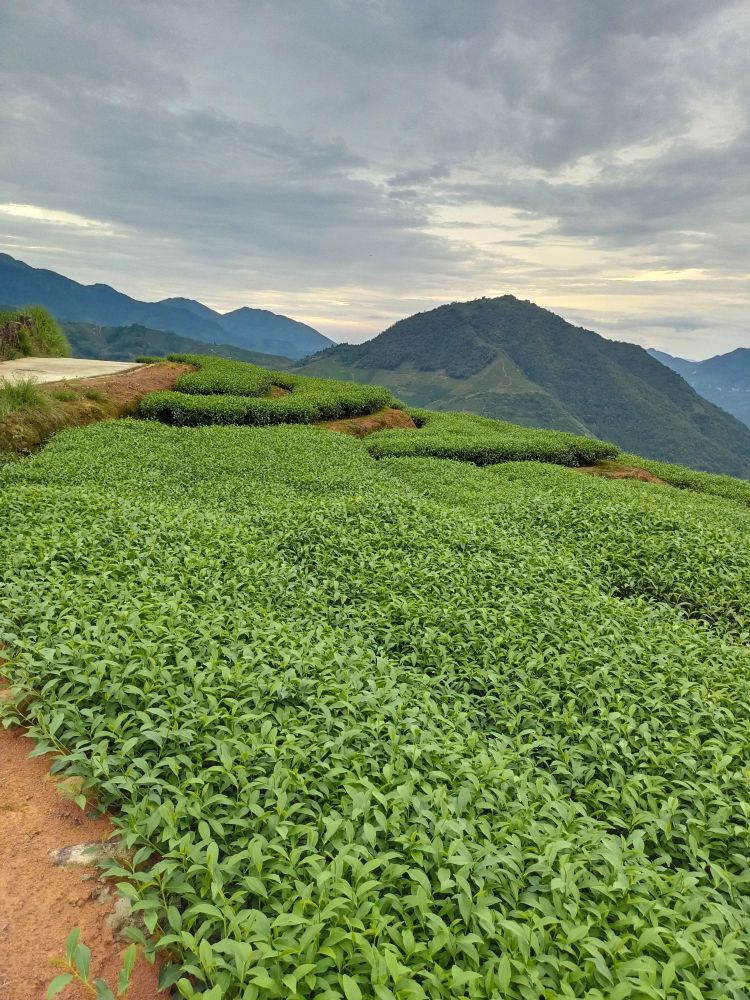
left=318, top=407, right=417, bottom=438
left=576, top=460, right=667, bottom=485
left=0, top=362, right=193, bottom=456
left=0, top=722, right=164, bottom=999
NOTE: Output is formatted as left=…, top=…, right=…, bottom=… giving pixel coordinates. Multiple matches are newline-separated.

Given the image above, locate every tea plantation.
left=2, top=361, right=750, bottom=998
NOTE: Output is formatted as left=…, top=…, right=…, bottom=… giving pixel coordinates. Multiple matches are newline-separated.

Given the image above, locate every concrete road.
left=0, top=357, right=143, bottom=384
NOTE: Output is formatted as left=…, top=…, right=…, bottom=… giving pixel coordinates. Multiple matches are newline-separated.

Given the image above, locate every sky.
left=0, top=0, right=748, bottom=357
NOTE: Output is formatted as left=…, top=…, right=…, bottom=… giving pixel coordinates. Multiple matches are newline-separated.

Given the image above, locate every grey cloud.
left=0, top=0, right=748, bottom=353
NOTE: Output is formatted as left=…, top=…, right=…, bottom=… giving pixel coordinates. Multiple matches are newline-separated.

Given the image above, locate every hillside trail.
left=0, top=712, right=165, bottom=999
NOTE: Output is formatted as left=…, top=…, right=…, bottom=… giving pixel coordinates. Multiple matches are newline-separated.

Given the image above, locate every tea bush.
left=366, top=408, right=619, bottom=466
left=2, top=423, right=750, bottom=998
left=169, top=355, right=275, bottom=397
left=139, top=354, right=394, bottom=425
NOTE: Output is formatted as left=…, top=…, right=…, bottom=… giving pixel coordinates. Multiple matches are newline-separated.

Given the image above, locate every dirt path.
left=0, top=722, right=164, bottom=999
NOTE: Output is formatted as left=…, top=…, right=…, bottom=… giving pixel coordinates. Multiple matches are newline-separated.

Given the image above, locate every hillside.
left=0, top=304, right=69, bottom=361
left=0, top=254, right=332, bottom=359
left=298, top=296, right=750, bottom=477
left=2, top=355, right=750, bottom=996
left=650, top=347, right=750, bottom=428
left=62, top=320, right=292, bottom=367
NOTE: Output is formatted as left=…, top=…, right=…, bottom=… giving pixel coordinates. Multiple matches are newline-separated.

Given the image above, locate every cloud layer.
left=1, top=0, right=748, bottom=354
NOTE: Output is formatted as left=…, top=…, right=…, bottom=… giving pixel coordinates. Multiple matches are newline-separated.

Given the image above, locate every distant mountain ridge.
left=297, top=295, right=750, bottom=478
left=62, top=321, right=292, bottom=368
left=649, top=347, right=750, bottom=429
left=0, top=254, right=331, bottom=359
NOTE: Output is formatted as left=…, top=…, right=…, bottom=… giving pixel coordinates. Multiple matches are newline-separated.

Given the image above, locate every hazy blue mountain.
left=649, top=347, right=750, bottom=428
left=63, top=320, right=292, bottom=368
left=298, top=295, right=750, bottom=477
left=0, top=254, right=331, bottom=359
left=219, top=306, right=329, bottom=357
left=159, top=297, right=329, bottom=357
left=158, top=297, right=224, bottom=325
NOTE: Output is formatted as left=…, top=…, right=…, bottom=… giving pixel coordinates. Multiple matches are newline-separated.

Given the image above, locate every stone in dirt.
left=49, top=840, right=132, bottom=868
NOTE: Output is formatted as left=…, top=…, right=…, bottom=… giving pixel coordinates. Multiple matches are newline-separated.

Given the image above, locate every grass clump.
left=0, top=377, right=48, bottom=419
left=366, top=407, right=619, bottom=466
left=140, top=353, right=394, bottom=426
left=0, top=305, right=70, bottom=360
left=51, top=387, right=78, bottom=402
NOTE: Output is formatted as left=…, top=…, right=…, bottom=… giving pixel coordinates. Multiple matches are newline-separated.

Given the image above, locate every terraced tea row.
left=139, top=356, right=620, bottom=467
left=366, top=409, right=618, bottom=466
left=140, top=354, right=394, bottom=426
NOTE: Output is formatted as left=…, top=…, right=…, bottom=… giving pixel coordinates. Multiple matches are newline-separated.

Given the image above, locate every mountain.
left=0, top=254, right=331, bottom=359
left=297, top=295, right=750, bottom=478
left=157, top=297, right=224, bottom=325
left=62, top=321, right=292, bottom=368
left=158, top=296, right=327, bottom=357
left=216, top=306, right=325, bottom=358
left=649, top=347, right=750, bottom=429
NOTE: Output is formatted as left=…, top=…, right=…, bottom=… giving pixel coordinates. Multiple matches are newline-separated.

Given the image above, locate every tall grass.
left=0, top=377, right=48, bottom=420
left=0, top=305, right=70, bottom=360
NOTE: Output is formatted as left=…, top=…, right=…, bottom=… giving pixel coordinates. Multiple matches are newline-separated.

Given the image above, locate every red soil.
left=1, top=362, right=194, bottom=456
left=43, top=362, right=194, bottom=410
left=0, top=721, right=164, bottom=1000
left=318, top=407, right=417, bottom=437
left=576, top=461, right=666, bottom=484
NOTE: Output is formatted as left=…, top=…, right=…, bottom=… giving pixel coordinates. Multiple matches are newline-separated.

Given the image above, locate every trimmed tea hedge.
left=139, top=355, right=394, bottom=425
left=366, top=408, right=619, bottom=467
left=169, top=355, right=275, bottom=397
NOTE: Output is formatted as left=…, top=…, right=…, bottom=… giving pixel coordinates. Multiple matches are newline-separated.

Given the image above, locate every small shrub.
left=48, top=927, right=138, bottom=999
left=84, top=388, right=106, bottom=402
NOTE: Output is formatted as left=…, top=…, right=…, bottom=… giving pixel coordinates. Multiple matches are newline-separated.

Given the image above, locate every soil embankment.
left=317, top=406, right=417, bottom=437
left=0, top=362, right=192, bottom=456
left=576, top=460, right=666, bottom=484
